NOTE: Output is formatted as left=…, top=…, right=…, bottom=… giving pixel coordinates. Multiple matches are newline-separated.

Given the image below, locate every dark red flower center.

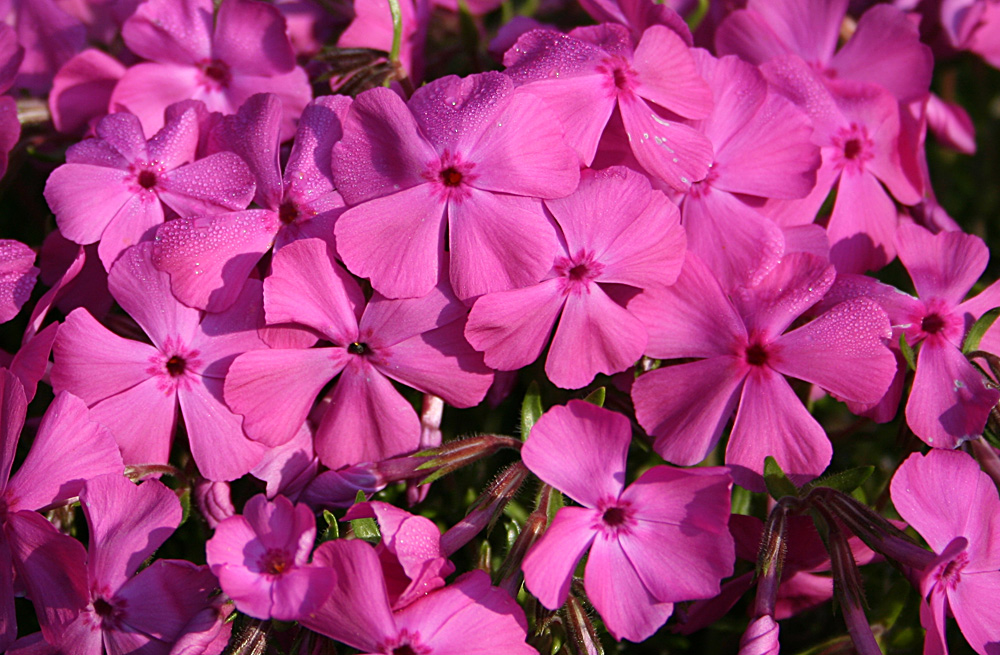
left=745, top=343, right=769, bottom=367
left=203, top=60, right=231, bottom=84
left=922, top=313, right=946, bottom=334
left=93, top=598, right=114, bottom=617
left=165, top=356, right=186, bottom=377
left=348, top=342, right=369, bottom=355
left=279, top=201, right=299, bottom=225
left=843, top=138, right=862, bottom=160
left=612, top=67, right=629, bottom=90
left=393, top=647, right=418, bottom=655
left=260, top=549, right=291, bottom=576
left=440, top=167, right=464, bottom=187
left=602, top=506, right=627, bottom=527
left=137, top=170, right=158, bottom=190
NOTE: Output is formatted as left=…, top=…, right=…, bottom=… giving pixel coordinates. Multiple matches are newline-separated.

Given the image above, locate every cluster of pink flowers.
left=1, top=0, right=1000, bottom=652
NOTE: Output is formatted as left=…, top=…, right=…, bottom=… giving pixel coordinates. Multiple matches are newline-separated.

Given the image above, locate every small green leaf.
left=350, top=491, right=380, bottom=543
left=581, top=387, right=605, bottom=407
left=899, top=333, right=917, bottom=371
left=318, top=510, right=339, bottom=543
left=731, top=485, right=753, bottom=516
left=520, top=381, right=543, bottom=442
left=804, top=466, right=874, bottom=495
left=963, top=307, right=1000, bottom=354
left=685, top=0, right=710, bottom=31
left=177, top=488, right=191, bottom=527
left=763, top=456, right=799, bottom=500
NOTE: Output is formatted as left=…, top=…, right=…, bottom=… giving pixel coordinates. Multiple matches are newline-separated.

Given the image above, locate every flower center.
left=279, top=200, right=299, bottom=225
left=936, top=551, right=969, bottom=590
left=260, top=549, right=291, bottom=576
left=744, top=342, right=769, bottom=367
left=137, top=169, right=158, bottom=190
left=843, top=138, right=862, bottom=160
left=554, top=250, right=604, bottom=295
left=832, top=123, right=874, bottom=171
left=93, top=597, right=114, bottom=617
left=440, top=166, right=463, bottom=187
left=165, top=355, right=186, bottom=377
left=602, top=506, right=627, bottom=527
left=201, top=59, right=231, bottom=87
left=921, top=313, right=945, bottom=334
left=348, top=342, right=369, bottom=355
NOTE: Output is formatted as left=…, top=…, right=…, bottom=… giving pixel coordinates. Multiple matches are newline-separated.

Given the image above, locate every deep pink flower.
left=33, top=473, right=220, bottom=655
left=152, top=93, right=349, bottom=312
left=4, top=0, right=85, bottom=94
left=207, top=494, right=333, bottom=621
left=51, top=243, right=269, bottom=480
left=0, top=371, right=124, bottom=651
left=332, top=71, right=580, bottom=300
left=465, top=166, right=685, bottom=389
left=111, top=0, right=312, bottom=140
left=521, top=401, right=734, bottom=642
left=631, top=251, right=896, bottom=488
left=302, top=539, right=536, bottom=654
left=891, top=450, right=1000, bottom=655
left=503, top=23, right=713, bottom=191
left=43, top=108, right=255, bottom=269
left=224, top=238, right=493, bottom=470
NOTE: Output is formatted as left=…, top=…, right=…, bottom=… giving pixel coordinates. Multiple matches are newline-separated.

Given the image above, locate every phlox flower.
left=3, top=0, right=85, bottom=95
left=302, top=539, right=536, bottom=654
left=332, top=71, right=580, bottom=300
left=825, top=224, right=1000, bottom=448
left=503, top=22, right=714, bottom=191
left=206, top=494, right=333, bottom=621
left=224, top=237, right=493, bottom=470
left=153, top=93, right=349, bottom=312
left=51, top=243, right=269, bottom=481
left=42, top=107, right=255, bottom=269
left=0, top=23, right=22, bottom=179
left=110, top=0, right=312, bottom=140
left=521, top=400, right=735, bottom=642
left=631, top=251, right=896, bottom=488
left=0, top=371, right=123, bottom=651
left=890, top=450, right=1000, bottom=655
left=30, top=473, right=220, bottom=655
left=465, top=166, right=685, bottom=389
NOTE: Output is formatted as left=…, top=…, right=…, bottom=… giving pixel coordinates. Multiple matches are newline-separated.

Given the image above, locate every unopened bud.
left=737, top=616, right=779, bottom=655
left=441, top=461, right=530, bottom=556
left=563, top=595, right=603, bottom=655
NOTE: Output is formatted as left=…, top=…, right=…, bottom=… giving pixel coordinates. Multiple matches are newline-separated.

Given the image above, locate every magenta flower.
left=43, top=108, right=255, bottom=269
left=302, top=539, right=536, bottom=654
left=503, top=23, right=713, bottom=191
left=891, top=450, right=1000, bottom=655
left=332, top=71, right=580, bottom=300
left=521, top=400, right=734, bottom=642
left=225, top=238, right=493, bottom=469
left=465, top=166, right=685, bottom=389
left=0, top=240, right=38, bottom=323
left=206, top=494, right=333, bottom=621
left=51, top=243, right=269, bottom=481
left=32, top=473, right=220, bottom=655
left=631, top=252, right=896, bottom=488
left=0, top=371, right=124, bottom=651
left=153, top=93, right=349, bottom=312
left=825, top=224, right=1000, bottom=448
left=110, top=0, right=312, bottom=140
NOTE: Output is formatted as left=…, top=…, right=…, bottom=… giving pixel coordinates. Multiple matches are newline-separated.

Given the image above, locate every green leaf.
left=581, top=387, right=605, bottom=407
left=685, top=0, right=710, bottom=31
left=963, top=307, right=1000, bottom=354
left=899, top=333, right=917, bottom=371
left=804, top=466, right=874, bottom=495
left=763, top=456, right=799, bottom=500
left=350, top=491, right=380, bottom=544
left=520, top=381, right=543, bottom=442
left=318, top=510, right=339, bottom=543
left=731, top=485, right=753, bottom=516
left=177, top=488, right=191, bottom=527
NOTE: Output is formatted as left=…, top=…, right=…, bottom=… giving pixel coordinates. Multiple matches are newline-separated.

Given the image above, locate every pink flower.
left=110, top=0, right=312, bottom=140
left=890, top=450, right=1000, bottom=655
left=302, top=539, right=536, bottom=654
left=503, top=23, right=713, bottom=191
left=43, top=108, right=255, bottom=269
left=631, top=251, right=896, bottom=489
left=51, top=243, right=269, bottom=481
left=0, top=240, right=38, bottom=323
left=224, top=238, right=493, bottom=470
left=332, top=71, right=580, bottom=300
left=206, top=494, right=333, bottom=621
left=465, top=166, right=685, bottom=389
left=521, top=401, right=734, bottom=642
